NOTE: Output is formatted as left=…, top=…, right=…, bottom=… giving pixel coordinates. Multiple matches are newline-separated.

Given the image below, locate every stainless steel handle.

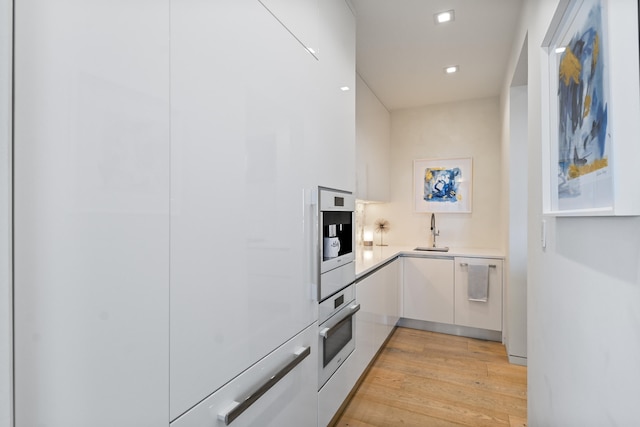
left=320, top=304, right=361, bottom=339
left=459, top=263, right=496, bottom=268
left=217, top=346, right=311, bottom=425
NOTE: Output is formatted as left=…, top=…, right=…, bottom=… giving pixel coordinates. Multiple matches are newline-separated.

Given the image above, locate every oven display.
left=334, top=294, right=344, bottom=309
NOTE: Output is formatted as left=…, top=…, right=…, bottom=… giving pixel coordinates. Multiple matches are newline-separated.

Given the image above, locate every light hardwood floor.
left=332, top=327, right=527, bottom=427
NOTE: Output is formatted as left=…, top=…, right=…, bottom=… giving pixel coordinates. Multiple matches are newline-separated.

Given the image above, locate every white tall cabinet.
left=13, top=0, right=354, bottom=426
left=13, top=1, right=171, bottom=426
left=0, top=0, right=12, bottom=424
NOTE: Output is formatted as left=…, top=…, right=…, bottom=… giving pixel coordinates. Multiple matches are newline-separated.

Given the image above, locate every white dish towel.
left=467, top=264, right=489, bottom=302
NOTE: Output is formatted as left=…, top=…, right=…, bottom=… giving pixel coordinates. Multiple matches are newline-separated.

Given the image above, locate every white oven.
left=317, top=283, right=359, bottom=389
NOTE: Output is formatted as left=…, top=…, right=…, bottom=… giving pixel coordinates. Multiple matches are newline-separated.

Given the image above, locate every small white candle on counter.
left=363, top=230, right=373, bottom=246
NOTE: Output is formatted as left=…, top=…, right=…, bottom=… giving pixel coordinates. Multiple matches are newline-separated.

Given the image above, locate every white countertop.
left=355, top=245, right=504, bottom=278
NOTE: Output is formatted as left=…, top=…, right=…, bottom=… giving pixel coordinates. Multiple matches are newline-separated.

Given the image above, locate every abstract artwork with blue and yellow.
left=423, top=167, right=462, bottom=203
left=557, top=0, right=609, bottom=201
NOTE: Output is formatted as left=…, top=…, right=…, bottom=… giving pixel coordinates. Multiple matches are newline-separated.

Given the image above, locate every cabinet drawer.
left=171, top=324, right=317, bottom=427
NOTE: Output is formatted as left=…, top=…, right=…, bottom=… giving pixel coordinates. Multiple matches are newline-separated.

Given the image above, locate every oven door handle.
left=320, top=303, right=361, bottom=340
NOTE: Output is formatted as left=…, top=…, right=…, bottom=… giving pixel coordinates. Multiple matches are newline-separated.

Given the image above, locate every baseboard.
left=508, top=354, right=528, bottom=366
left=396, top=317, right=502, bottom=342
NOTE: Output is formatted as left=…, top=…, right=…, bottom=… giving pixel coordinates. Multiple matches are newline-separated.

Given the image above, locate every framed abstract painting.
left=541, top=0, right=640, bottom=216
left=413, top=157, right=472, bottom=213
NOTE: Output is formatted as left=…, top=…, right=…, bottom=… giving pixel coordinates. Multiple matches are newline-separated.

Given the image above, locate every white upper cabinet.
left=313, top=0, right=356, bottom=192
left=355, top=75, right=391, bottom=202
left=13, top=1, right=171, bottom=425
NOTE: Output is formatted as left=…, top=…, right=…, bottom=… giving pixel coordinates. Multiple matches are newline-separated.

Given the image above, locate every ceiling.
left=348, top=0, right=524, bottom=111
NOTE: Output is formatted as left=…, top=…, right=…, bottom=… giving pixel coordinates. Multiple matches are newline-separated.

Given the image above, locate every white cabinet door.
left=313, top=0, right=356, bottom=191
left=171, top=324, right=317, bottom=427
left=13, top=1, right=170, bottom=425
left=317, top=350, right=361, bottom=427
left=354, top=280, right=375, bottom=379
left=375, top=259, right=399, bottom=345
left=354, top=259, right=399, bottom=379
left=454, top=258, right=503, bottom=331
left=402, top=257, right=454, bottom=324
left=355, top=74, right=391, bottom=202
left=170, top=0, right=319, bottom=419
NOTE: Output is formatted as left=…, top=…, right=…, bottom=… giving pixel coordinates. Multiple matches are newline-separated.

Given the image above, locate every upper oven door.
left=319, top=188, right=355, bottom=275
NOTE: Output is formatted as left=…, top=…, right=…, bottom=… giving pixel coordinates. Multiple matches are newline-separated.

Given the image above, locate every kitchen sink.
left=414, top=246, right=450, bottom=252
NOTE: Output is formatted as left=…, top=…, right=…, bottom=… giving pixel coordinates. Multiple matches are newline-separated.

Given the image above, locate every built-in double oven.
left=317, top=187, right=357, bottom=389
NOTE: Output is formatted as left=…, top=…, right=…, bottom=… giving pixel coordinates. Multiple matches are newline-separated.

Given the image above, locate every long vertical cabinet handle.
left=304, top=188, right=319, bottom=302
left=217, top=346, right=311, bottom=425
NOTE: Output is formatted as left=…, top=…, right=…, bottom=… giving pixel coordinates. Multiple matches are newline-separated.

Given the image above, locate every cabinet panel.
left=318, top=350, right=360, bottom=427
left=402, top=257, right=454, bottom=324
left=378, top=259, right=400, bottom=342
left=13, top=1, right=170, bottom=426
left=354, top=259, right=399, bottom=380
left=313, top=0, right=355, bottom=191
left=259, top=0, right=319, bottom=57
left=354, top=281, right=376, bottom=379
left=355, top=74, right=391, bottom=201
left=170, top=0, right=318, bottom=419
left=454, top=258, right=503, bottom=331
left=171, top=324, right=317, bottom=427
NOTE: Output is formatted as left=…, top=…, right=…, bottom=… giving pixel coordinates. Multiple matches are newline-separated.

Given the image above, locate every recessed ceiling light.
left=555, top=46, right=566, bottom=54
left=340, top=86, right=350, bottom=91
left=444, top=65, right=459, bottom=74
left=307, top=47, right=316, bottom=55
left=434, top=10, right=455, bottom=24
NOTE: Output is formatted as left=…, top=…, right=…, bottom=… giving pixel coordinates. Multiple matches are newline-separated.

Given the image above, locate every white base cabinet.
left=402, top=257, right=454, bottom=324
left=402, top=256, right=503, bottom=334
left=354, top=259, right=399, bottom=378
left=317, top=351, right=361, bottom=427
left=171, top=324, right=318, bottom=427
left=319, top=258, right=399, bottom=427
left=454, top=258, right=503, bottom=331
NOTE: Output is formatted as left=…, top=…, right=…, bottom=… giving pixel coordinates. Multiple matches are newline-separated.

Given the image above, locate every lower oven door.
left=318, top=300, right=360, bottom=389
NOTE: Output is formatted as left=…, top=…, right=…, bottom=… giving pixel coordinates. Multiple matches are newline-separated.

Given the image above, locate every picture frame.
left=413, top=157, right=472, bottom=213
left=541, top=0, right=640, bottom=216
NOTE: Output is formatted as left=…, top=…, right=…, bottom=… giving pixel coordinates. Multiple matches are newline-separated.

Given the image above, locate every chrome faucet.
left=430, top=213, right=439, bottom=248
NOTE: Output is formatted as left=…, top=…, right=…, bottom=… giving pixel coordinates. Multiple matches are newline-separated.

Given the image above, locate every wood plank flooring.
left=331, top=327, right=527, bottom=427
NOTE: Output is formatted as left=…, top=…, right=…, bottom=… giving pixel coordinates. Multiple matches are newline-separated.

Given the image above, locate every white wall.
left=355, top=74, right=390, bottom=202
left=365, top=97, right=502, bottom=249
left=0, top=0, right=11, bottom=425
left=500, top=0, right=640, bottom=424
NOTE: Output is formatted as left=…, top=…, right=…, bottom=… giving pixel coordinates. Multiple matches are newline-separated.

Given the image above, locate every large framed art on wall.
left=541, top=0, right=640, bottom=216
